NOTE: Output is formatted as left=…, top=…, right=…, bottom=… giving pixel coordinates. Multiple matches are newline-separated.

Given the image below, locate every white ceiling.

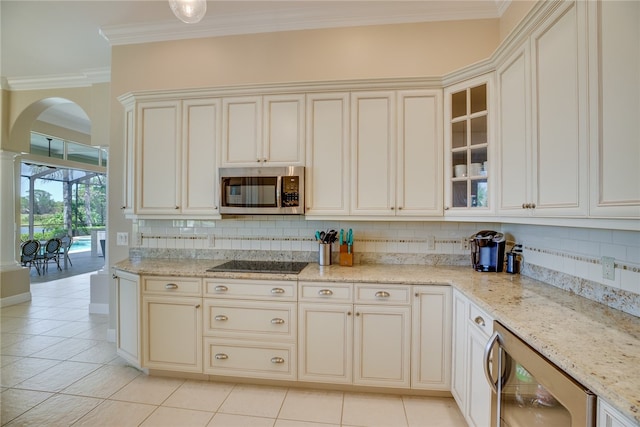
left=1, top=0, right=508, bottom=133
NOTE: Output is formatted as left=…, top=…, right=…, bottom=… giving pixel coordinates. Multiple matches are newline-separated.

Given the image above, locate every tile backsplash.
left=130, top=216, right=640, bottom=316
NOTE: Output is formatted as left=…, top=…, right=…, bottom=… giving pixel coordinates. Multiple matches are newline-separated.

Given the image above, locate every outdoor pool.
left=69, top=237, right=91, bottom=253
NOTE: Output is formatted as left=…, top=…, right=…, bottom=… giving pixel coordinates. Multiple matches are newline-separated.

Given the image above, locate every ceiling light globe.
left=169, top=0, right=207, bottom=24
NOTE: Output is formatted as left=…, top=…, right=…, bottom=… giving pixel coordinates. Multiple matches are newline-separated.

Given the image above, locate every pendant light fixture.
left=169, top=0, right=207, bottom=24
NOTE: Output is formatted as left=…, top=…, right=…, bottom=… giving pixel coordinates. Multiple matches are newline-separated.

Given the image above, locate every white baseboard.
left=88, top=303, right=109, bottom=315
left=1, top=292, right=32, bottom=307
left=106, top=328, right=116, bottom=343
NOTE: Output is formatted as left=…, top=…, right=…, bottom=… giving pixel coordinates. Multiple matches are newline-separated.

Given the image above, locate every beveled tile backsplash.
left=130, top=217, right=640, bottom=317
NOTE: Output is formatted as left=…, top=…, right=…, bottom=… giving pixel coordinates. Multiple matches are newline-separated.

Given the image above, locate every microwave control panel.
left=282, top=176, right=300, bottom=207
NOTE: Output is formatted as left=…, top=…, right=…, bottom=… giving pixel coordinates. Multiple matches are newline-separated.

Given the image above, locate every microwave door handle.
left=276, top=176, right=282, bottom=207
left=484, top=331, right=501, bottom=395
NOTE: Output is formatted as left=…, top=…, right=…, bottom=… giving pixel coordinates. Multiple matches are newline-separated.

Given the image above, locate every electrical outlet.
left=116, top=232, right=129, bottom=246
left=460, top=238, right=470, bottom=251
left=208, top=235, right=216, bottom=248
left=602, top=256, right=615, bottom=280
left=427, top=236, right=435, bottom=250
left=134, top=232, right=142, bottom=246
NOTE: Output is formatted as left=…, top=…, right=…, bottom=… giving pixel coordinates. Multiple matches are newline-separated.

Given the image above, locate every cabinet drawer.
left=299, top=281, right=353, bottom=303
left=204, top=279, right=296, bottom=301
left=143, top=277, right=202, bottom=296
left=355, top=284, right=411, bottom=305
left=468, top=303, right=494, bottom=338
left=204, top=300, right=296, bottom=340
left=204, top=338, right=296, bottom=380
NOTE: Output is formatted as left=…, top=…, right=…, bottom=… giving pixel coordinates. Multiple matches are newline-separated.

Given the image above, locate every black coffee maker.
left=470, top=230, right=506, bottom=272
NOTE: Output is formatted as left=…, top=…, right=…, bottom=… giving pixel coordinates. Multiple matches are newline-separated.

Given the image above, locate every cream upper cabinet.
left=351, top=91, right=396, bottom=215
left=118, top=96, right=220, bottom=218
left=529, top=0, right=589, bottom=216
left=497, top=43, right=531, bottom=216
left=350, top=90, right=443, bottom=217
left=444, top=74, right=495, bottom=215
left=397, top=90, right=443, bottom=217
left=121, top=103, right=135, bottom=215
left=305, top=92, right=350, bottom=216
left=588, top=0, right=640, bottom=218
left=221, top=94, right=305, bottom=167
left=181, top=99, right=221, bottom=215
left=136, top=100, right=182, bottom=214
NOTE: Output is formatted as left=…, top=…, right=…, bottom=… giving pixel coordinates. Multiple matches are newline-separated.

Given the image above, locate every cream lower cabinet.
left=597, top=398, right=638, bottom=427
left=203, top=279, right=297, bottom=381
left=114, top=270, right=141, bottom=368
left=298, top=282, right=411, bottom=388
left=141, top=276, right=203, bottom=373
left=411, top=285, right=451, bottom=391
left=451, top=289, right=494, bottom=427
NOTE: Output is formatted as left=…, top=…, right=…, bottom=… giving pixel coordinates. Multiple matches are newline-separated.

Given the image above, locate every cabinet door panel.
left=305, top=93, right=350, bottom=215
left=351, top=92, right=395, bottom=214
left=354, top=305, right=410, bottom=388
left=137, top=102, right=180, bottom=213
left=298, top=303, right=353, bottom=384
left=590, top=1, right=640, bottom=217
left=412, top=286, right=451, bottom=391
left=222, top=97, right=261, bottom=165
left=264, top=95, right=304, bottom=165
left=142, top=296, right=202, bottom=372
left=532, top=2, right=587, bottom=214
left=498, top=47, right=531, bottom=214
left=116, top=272, right=140, bottom=367
left=182, top=99, right=220, bottom=214
left=397, top=90, right=443, bottom=216
left=467, top=326, right=492, bottom=427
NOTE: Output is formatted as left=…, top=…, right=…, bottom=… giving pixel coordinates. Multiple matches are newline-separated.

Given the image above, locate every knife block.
left=339, top=244, right=353, bottom=267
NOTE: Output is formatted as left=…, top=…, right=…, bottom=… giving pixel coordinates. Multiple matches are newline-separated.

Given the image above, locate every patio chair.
left=20, top=239, right=41, bottom=275
left=59, top=235, right=73, bottom=267
left=37, top=238, right=62, bottom=273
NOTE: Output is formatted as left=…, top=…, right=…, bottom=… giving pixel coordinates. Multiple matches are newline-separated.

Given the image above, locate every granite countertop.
left=113, top=259, right=640, bottom=423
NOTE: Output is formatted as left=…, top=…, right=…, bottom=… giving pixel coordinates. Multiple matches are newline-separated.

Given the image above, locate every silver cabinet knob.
left=474, top=316, right=485, bottom=327
left=271, top=318, right=285, bottom=325
left=270, top=357, right=285, bottom=364
left=271, top=288, right=285, bottom=294
left=214, top=353, right=228, bottom=360
left=165, top=283, right=178, bottom=290
left=318, top=289, right=333, bottom=296
left=214, top=285, right=228, bottom=292
left=375, top=291, right=390, bottom=298
left=214, top=315, right=228, bottom=321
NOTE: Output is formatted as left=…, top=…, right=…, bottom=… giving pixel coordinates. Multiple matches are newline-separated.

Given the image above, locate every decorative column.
left=0, top=150, right=31, bottom=306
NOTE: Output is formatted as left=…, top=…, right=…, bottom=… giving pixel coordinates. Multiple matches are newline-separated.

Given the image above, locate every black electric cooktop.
left=207, top=260, right=308, bottom=274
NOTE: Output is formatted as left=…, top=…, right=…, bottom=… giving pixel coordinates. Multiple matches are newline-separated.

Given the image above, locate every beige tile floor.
left=1, top=273, right=467, bottom=427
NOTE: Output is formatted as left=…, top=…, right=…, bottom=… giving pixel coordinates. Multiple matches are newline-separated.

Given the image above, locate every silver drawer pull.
left=271, top=287, right=285, bottom=294
left=271, top=318, right=285, bottom=325
left=270, top=357, right=285, bottom=364
left=214, top=285, right=228, bottom=292
left=214, top=315, right=228, bottom=321
left=474, top=316, right=486, bottom=327
left=318, top=289, right=334, bottom=296
left=214, top=353, right=228, bottom=360
left=375, top=291, right=390, bottom=298
left=165, top=283, right=178, bottom=290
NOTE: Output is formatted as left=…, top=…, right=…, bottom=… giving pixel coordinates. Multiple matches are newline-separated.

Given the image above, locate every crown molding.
left=101, top=3, right=501, bottom=46
left=6, top=68, right=110, bottom=91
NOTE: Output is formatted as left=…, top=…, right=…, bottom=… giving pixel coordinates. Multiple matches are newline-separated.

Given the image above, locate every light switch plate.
left=116, top=232, right=129, bottom=246
left=602, top=256, right=615, bottom=280
left=427, top=236, right=435, bottom=250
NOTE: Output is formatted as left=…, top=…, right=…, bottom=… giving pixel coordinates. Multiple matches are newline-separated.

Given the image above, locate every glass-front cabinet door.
left=444, top=74, right=494, bottom=214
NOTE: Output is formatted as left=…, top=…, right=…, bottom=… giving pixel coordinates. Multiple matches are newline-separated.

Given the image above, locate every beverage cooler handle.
left=484, top=331, right=501, bottom=394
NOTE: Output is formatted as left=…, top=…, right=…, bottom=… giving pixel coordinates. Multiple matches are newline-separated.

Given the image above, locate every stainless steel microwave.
left=219, top=166, right=305, bottom=215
